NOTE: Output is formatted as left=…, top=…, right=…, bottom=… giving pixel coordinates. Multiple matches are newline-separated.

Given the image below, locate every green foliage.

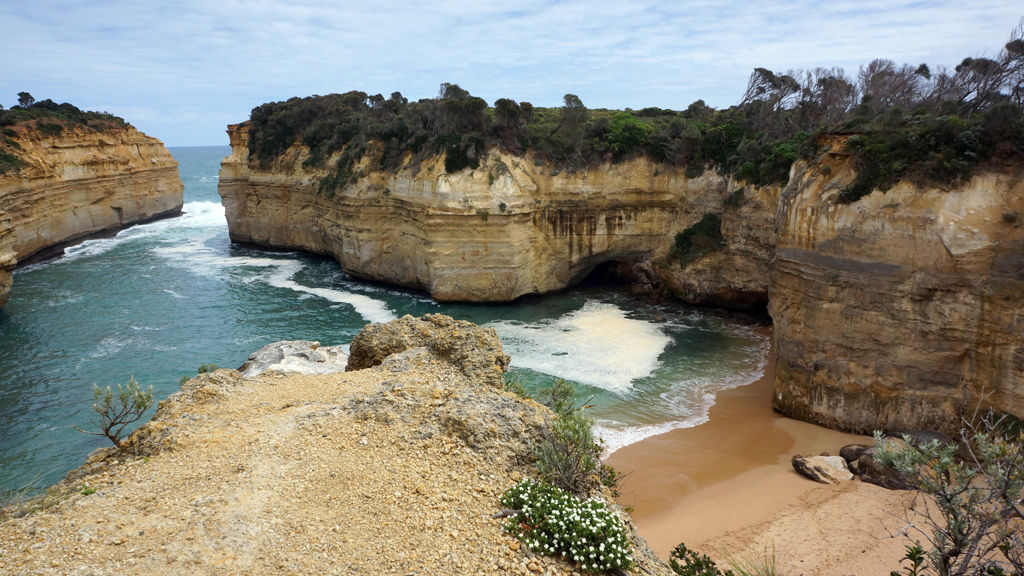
left=724, top=188, right=745, bottom=209
left=72, top=377, right=155, bottom=447
left=674, top=214, right=724, bottom=265
left=890, top=545, right=927, bottom=576
left=36, top=121, right=65, bottom=137
left=670, top=542, right=735, bottom=576
left=499, top=479, right=634, bottom=574
left=503, top=371, right=529, bottom=399
left=605, top=112, right=652, bottom=155
left=0, top=97, right=125, bottom=131
left=0, top=150, right=25, bottom=174
left=839, top=113, right=992, bottom=203
left=533, top=378, right=619, bottom=496
left=197, top=363, right=219, bottom=374
left=873, top=413, right=1024, bottom=576
left=79, top=484, right=96, bottom=496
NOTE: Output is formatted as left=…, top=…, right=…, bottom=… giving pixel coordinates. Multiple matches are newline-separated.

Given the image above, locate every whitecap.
left=488, top=301, right=671, bottom=394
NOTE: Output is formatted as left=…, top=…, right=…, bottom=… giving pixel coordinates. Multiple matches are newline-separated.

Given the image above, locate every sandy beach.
left=606, top=332, right=918, bottom=575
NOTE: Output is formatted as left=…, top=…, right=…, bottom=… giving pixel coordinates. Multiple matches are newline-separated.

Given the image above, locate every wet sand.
left=606, top=334, right=916, bottom=575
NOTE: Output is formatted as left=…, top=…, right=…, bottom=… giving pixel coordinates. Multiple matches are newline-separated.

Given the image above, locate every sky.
left=2, top=1, right=1021, bottom=147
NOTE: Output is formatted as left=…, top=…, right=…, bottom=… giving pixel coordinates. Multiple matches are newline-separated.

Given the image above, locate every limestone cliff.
left=771, top=140, right=1024, bottom=434
left=219, top=123, right=773, bottom=305
left=0, top=122, right=183, bottom=274
left=0, top=207, right=14, bottom=308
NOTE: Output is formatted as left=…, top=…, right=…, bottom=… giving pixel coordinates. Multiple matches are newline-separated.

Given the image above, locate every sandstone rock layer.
left=0, top=123, right=183, bottom=270
left=771, top=145, right=1024, bottom=435
left=219, top=123, right=773, bottom=305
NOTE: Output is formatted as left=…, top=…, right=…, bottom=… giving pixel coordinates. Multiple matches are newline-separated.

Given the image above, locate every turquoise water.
left=0, top=146, right=767, bottom=492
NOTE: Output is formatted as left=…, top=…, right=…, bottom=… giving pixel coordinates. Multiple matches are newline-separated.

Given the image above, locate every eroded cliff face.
left=0, top=122, right=183, bottom=268
left=0, top=208, right=14, bottom=308
left=220, top=123, right=774, bottom=304
left=771, top=143, right=1024, bottom=434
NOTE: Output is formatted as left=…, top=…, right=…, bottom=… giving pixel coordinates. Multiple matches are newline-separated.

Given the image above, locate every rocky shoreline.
left=0, top=122, right=183, bottom=307
left=0, top=315, right=670, bottom=575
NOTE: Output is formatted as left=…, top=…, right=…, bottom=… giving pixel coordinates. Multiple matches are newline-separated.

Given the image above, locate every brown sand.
left=606, top=334, right=917, bottom=575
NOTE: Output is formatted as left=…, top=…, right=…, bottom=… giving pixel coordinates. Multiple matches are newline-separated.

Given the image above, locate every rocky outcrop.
left=237, top=340, right=348, bottom=377
left=0, top=122, right=183, bottom=269
left=346, top=313, right=510, bottom=388
left=0, top=315, right=670, bottom=575
left=219, top=123, right=775, bottom=305
left=771, top=140, right=1024, bottom=435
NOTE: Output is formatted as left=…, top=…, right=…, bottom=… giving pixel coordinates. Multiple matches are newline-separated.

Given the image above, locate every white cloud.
left=2, top=0, right=1020, bottom=145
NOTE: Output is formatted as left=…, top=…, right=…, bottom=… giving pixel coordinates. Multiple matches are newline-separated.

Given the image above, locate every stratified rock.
left=219, top=123, right=774, bottom=306
left=772, top=137, right=1024, bottom=435
left=346, top=313, right=510, bottom=388
left=0, top=212, right=13, bottom=307
left=0, top=122, right=183, bottom=266
left=792, top=454, right=854, bottom=484
left=238, top=340, right=348, bottom=377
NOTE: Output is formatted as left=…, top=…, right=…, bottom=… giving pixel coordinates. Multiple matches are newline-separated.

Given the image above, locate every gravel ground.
left=0, top=326, right=669, bottom=576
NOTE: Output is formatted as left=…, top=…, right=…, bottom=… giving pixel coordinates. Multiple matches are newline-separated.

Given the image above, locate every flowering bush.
left=499, top=479, right=634, bottom=573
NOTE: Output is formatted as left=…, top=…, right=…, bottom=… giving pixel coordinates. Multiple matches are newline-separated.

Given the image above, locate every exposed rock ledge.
left=0, top=315, right=670, bottom=575
left=219, top=123, right=776, bottom=307
left=0, top=123, right=183, bottom=307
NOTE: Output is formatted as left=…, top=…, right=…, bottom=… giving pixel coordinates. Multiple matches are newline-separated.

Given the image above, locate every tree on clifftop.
left=17, top=92, right=34, bottom=108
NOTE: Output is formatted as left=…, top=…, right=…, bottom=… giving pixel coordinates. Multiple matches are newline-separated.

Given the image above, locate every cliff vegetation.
left=242, top=21, right=1024, bottom=201
left=0, top=92, right=128, bottom=175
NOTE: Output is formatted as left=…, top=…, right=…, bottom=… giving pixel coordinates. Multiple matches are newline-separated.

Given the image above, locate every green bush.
left=197, top=363, right=219, bottom=374
left=874, top=413, right=1024, bottom=576
left=670, top=542, right=735, bottom=576
left=674, top=214, right=724, bottom=265
left=72, top=376, right=154, bottom=447
left=499, top=479, right=634, bottom=574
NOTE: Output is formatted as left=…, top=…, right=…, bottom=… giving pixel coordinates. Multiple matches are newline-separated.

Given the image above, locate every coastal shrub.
left=674, top=214, right=724, bottom=266
left=72, top=377, right=154, bottom=448
left=0, top=150, right=25, bottom=174
left=499, top=479, right=634, bottom=574
left=533, top=379, right=621, bottom=496
left=725, top=542, right=789, bottom=576
left=197, top=363, right=219, bottom=374
left=503, top=370, right=530, bottom=399
left=670, top=542, right=735, bottom=576
left=874, top=412, right=1024, bottom=576
left=724, top=188, right=745, bottom=209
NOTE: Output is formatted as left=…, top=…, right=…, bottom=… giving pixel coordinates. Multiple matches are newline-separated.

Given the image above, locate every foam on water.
left=33, top=202, right=228, bottom=268
left=153, top=229, right=396, bottom=325
left=489, top=301, right=671, bottom=394
left=593, top=333, right=771, bottom=455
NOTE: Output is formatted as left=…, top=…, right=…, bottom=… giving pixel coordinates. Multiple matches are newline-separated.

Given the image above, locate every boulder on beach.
left=792, top=454, right=854, bottom=484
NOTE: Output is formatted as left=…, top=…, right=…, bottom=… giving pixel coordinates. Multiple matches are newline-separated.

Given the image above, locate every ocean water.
left=0, top=146, right=768, bottom=492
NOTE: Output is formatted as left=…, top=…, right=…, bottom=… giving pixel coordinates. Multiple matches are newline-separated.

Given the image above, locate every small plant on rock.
left=72, top=376, right=154, bottom=447
left=500, top=479, right=634, bottom=574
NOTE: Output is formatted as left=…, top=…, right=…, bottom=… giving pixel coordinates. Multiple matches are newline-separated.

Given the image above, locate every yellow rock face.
left=219, top=123, right=769, bottom=303
left=771, top=147, right=1024, bottom=434
left=0, top=123, right=183, bottom=306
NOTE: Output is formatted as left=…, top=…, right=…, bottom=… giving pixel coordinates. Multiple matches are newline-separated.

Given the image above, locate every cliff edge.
left=0, top=121, right=183, bottom=306
left=771, top=141, right=1024, bottom=434
left=219, top=123, right=775, bottom=307
left=0, top=315, right=670, bottom=575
